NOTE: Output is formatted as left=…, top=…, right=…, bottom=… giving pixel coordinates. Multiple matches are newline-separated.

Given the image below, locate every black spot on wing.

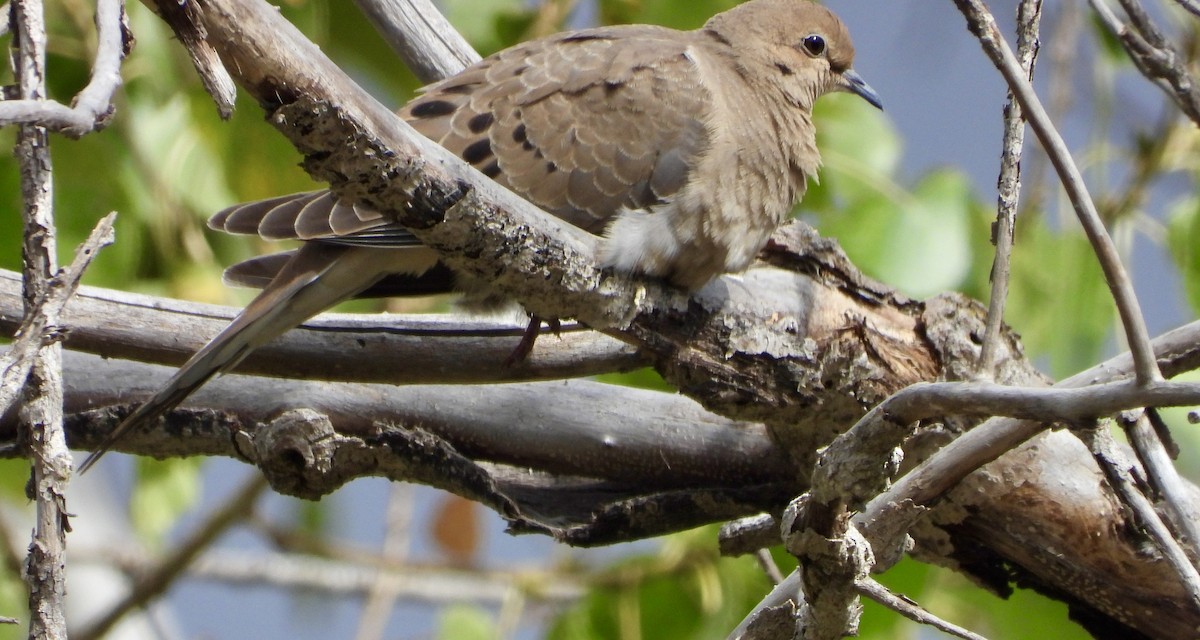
left=440, top=82, right=479, bottom=95
left=468, top=112, right=495, bottom=134
left=463, top=139, right=494, bottom=164
left=410, top=100, right=456, bottom=118
left=561, top=33, right=615, bottom=43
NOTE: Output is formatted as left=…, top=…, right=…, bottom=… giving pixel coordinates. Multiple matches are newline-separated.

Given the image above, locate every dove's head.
left=704, top=0, right=882, bottom=112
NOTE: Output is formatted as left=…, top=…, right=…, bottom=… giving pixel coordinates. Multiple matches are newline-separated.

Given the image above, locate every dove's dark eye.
left=801, top=34, right=826, bottom=57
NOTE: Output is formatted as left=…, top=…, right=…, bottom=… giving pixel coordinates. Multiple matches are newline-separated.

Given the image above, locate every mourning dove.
left=79, top=0, right=881, bottom=471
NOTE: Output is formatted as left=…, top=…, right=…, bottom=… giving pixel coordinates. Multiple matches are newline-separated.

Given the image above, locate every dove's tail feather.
left=78, top=243, right=438, bottom=473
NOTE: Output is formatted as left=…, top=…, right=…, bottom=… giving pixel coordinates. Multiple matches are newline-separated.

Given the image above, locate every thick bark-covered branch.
left=0, top=269, right=642, bottom=384
left=0, top=350, right=794, bottom=544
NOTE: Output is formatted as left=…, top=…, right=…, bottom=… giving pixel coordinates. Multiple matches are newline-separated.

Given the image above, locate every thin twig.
left=827, top=377, right=1200, bottom=479
left=75, top=473, right=270, bottom=640
left=353, top=485, right=415, bottom=640
left=856, top=578, right=990, bottom=640
left=1122, top=410, right=1200, bottom=567
left=857, top=316, right=1200, bottom=560
left=144, top=0, right=236, bottom=117
left=14, top=0, right=70, bottom=636
left=1175, top=0, right=1200, bottom=18
left=731, top=571, right=991, bottom=640
left=951, top=0, right=1163, bottom=385
left=0, top=213, right=116, bottom=415
left=718, top=515, right=780, bottom=558
left=0, top=0, right=127, bottom=136
left=1024, top=0, right=1083, bottom=212
left=755, top=549, right=785, bottom=586
left=85, top=546, right=585, bottom=605
left=920, top=377, right=1200, bottom=417
left=351, top=0, right=480, bottom=84
left=1075, top=424, right=1200, bottom=609
left=975, top=0, right=1041, bottom=378
left=0, top=266, right=642, bottom=385
left=727, top=570, right=804, bottom=640
left=1089, top=0, right=1200, bottom=124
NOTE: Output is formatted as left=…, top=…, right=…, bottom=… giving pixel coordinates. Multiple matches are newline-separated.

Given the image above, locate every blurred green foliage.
left=0, top=0, right=1193, bottom=638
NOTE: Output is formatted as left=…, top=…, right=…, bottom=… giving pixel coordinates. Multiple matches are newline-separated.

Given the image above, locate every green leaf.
left=1168, top=197, right=1200, bottom=314
left=866, top=556, right=1090, bottom=639
left=1089, top=13, right=1131, bottom=67
left=441, top=0, right=531, bottom=55
left=1158, top=369, right=1200, bottom=479
left=805, top=98, right=985, bottom=299
left=436, top=604, right=497, bottom=640
left=1007, top=221, right=1114, bottom=378
left=124, top=93, right=238, bottom=219
left=816, top=170, right=977, bottom=299
left=599, top=0, right=736, bottom=29
left=131, top=458, right=203, bottom=545
left=594, top=367, right=675, bottom=392
left=550, top=527, right=775, bottom=640
left=815, top=94, right=902, bottom=183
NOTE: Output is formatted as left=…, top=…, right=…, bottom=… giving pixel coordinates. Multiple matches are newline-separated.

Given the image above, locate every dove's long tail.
left=78, top=242, right=438, bottom=472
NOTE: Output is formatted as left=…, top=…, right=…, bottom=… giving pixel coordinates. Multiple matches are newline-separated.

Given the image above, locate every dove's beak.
left=841, top=69, right=883, bottom=110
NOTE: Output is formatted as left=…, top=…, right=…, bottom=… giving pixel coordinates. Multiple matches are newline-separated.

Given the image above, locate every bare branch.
left=785, top=497, right=871, bottom=639
left=86, top=545, right=584, bottom=605
left=0, top=0, right=128, bottom=136
left=140, top=0, right=236, bottom=117
left=728, top=570, right=805, bottom=640
left=855, top=578, right=990, bottom=640
left=351, top=0, right=480, bottom=82
left=858, top=317, right=1200, bottom=560
left=13, top=0, right=70, bottom=635
left=19, top=350, right=793, bottom=502
left=951, top=0, right=1162, bottom=385
left=75, top=474, right=269, bottom=640
left=1075, top=424, right=1200, bottom=610
left=1174, top=0, right=1200, bottom=18
left=810, top=374, right=1200, bottom=538
left=1089, top=0, right=1200, bottom=124
left=976, top=0, right=1041, bottom=378
left=1121, top=410, right=1200, bottom=566
left=71, top=1, right=1200, bottom=634
left=0, top=214, right=115, bottom=415
left=0, top=268, right=643, bottom=385
left=729, top=570, right=991, bottom=640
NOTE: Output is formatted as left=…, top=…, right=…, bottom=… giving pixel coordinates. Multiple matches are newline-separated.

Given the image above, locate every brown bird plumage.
left=79, top=0, right=881, bottom=472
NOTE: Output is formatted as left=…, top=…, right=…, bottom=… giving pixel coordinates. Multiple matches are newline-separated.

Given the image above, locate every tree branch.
left=1089, top=0, right=1200, bottom=125
left=75, top=474, right=269, bottom=640
left=0, top=0, right=129, bottom=136
left=0, top=268, right=644, bottom=385
left=952, top=0, right=1162, bottom=385
left=0, top=215, right=114, bottom=415
left=351, top=0, right=480, bottom=82
left=13, top=0, right=69, bottom=635
left=975, top=0, right=1040, bottom=378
